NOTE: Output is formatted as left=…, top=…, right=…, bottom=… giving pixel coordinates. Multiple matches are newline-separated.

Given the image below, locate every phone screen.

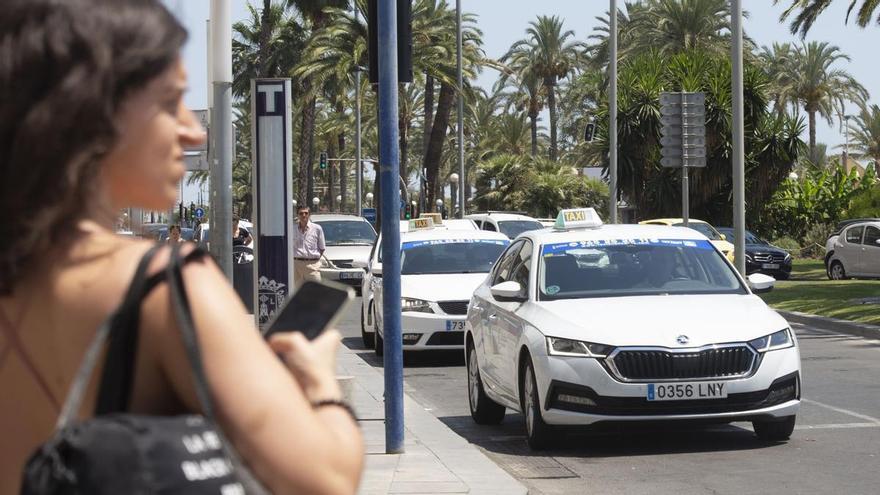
left=263, top=281, right=353, bottom=340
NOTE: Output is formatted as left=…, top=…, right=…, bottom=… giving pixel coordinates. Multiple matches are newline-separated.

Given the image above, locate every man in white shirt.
left=293, top=206, right=325, bottom=286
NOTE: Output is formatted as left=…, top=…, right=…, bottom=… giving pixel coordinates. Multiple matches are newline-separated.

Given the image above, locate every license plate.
left=762, top=263, right=780, bottom=269
left=445, top=320, right=465, bottom=331
left=647, top=381, right=727, bottom=401
left=340, top=271, right=362, bottom=280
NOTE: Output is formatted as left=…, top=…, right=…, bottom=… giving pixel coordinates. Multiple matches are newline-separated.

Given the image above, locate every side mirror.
left=875, top=239, right=880, bottom=246
left=371, top=263, right=383, bottom=277
left=719, top=233, right=727, bottom=241
left=490, top=281, right=525, bottom=302
left=747, top=273, right=776, bottom=294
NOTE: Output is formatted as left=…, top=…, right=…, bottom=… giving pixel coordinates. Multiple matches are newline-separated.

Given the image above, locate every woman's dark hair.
left=0, top=0, right=187, bottom=294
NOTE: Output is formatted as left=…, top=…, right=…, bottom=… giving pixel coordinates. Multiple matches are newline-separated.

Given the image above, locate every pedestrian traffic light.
left=319, top=151, right=328, bottom=170
left=584, top=122, right=596, bottom=143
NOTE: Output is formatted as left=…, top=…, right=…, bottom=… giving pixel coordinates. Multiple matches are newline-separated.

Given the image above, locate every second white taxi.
left=372, top=218, right=509, bottom=355
left=466, top=208, right=801, bottom=449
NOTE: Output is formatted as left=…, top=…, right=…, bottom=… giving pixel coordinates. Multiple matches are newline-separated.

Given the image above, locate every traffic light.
left=404, top=203, right=412, bottom=220
left=319, top=151, right=328, bottom=170
left=583, top=122, right=596, bottom=143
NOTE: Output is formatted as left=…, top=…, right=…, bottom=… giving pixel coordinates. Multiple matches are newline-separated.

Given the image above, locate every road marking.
left=795, top=422, right=880, bottom=430
left=803, top=398, right=880, bottom=424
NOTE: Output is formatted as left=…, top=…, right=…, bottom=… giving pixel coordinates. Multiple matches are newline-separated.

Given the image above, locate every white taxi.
left=466, top=208, right=801, bottom=449
left=358, top=215, right=478, bottom=347
left=371, top=218, right=509, bottom=355
left=310, top=214, right=377, bottom=293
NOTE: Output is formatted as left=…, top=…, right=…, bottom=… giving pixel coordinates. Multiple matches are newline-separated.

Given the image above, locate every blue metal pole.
left=378, top=0, right=404, bottom=454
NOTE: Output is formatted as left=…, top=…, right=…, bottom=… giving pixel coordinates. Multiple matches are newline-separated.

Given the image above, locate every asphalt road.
left=338, top=300, right=880, bottom=494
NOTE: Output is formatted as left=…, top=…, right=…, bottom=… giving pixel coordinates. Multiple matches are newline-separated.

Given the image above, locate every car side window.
left=864, top=226, right=880, bottom=247
left=483, top=222, right=497, bottom=232
left=491, top=241, right=524, bottom=285
left=510, top=240, right=533, bottom=296
left=846, top=226, right=865, bottom=244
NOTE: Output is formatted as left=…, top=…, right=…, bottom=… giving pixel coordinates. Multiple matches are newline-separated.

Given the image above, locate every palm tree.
left=630, top=0, right=736, bottom=56
left=788, top=41, right=867, bottom=161
left=504, top=15, right=586, bottom=161
left=775, top=0, right=880, bottom=37
left=232, top=2, right=305, bottom=98
left=848, top=103, right=880, bottom=164
left=497, top=58, right=545, bottom=156
left=758, top=42, right=799, bottom=113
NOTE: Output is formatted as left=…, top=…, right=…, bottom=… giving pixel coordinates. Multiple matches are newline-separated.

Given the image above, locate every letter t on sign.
left=257, top=84, right=284, bottom=114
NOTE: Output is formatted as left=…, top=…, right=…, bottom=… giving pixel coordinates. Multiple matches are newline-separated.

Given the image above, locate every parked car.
left=310, top=214, right=377, bottom=293
left=824, top=218, right=880, bottom=270
left=465, top=212, right=545, bottom=239
left=639, top=218, right=735, bottom=263
left=717, top=228, right=792, bottom=280
left=825, top=220, right=880, bottom=280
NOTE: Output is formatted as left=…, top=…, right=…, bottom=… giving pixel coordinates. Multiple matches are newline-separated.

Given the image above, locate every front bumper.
left=745, top=259, right=793, bottom=277
left=398, top=312, right=466, bottom=351
left=534, top=345, right=801, bottom=426
left=319, top=267, right=364, bottom=291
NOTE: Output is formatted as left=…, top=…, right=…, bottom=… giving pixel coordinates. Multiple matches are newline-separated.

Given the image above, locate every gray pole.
left=355, top=10, right=363, bottom=216
left=731, top=0, right=746, bottom=275
left=456, top=0, right=465, bottom=218
left=609, top=0, right=618, bottom=223
left=209, top=0, right=233, bottom=279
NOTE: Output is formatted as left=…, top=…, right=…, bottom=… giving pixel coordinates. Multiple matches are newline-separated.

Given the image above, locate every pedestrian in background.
left=293, top=206, right=326, bottom=286
left=233, top=214, right=252, bottom=247
left=167, top=224, right=184, bottom=244
left=0, top=1, right=363, bottom=493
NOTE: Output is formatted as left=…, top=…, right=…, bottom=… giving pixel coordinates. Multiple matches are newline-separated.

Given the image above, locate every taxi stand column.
left=377, top=0, right=405, bottom=454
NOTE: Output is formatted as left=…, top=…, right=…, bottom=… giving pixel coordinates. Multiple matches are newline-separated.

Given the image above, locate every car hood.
left=744, top=244, right=789, bottom=256
left=324, top=245, right=371, bottom=263
left=402, top=273, right=488, bottom=302
left=520, top=294, right=788, bottom=347
left=711, top=239, right=735, bottom=252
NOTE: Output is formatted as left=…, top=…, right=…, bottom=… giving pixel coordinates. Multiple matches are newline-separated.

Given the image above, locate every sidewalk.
left=778, top=309, right=880, bottom=340
left=336, top=345, right=528, bottom=495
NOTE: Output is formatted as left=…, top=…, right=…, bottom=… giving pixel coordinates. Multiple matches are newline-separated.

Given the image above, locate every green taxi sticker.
left=546, top=285, right=560, bottom=295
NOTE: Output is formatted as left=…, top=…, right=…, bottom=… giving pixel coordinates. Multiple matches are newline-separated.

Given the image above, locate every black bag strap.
left=56, top=244, right=162, bottom=429
left=94, top=246, right=209, bottom=414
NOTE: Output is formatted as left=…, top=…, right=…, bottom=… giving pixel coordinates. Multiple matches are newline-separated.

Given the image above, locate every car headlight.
left=783, top=252, right=792, bottom=262
left=748, top=329, right=794, bottom=352
left=745, top=253, right=753, bottom=263
left=401, top=297, right=433, bottom=313
left=546, top=337, right=613, bottom=358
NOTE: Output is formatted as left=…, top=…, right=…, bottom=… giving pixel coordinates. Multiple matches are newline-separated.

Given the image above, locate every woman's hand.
left=268, top=329, right=343, bottom=403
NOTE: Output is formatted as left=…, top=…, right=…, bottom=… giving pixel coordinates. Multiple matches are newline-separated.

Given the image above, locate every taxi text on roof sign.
left=408, top=217, right=434, bottom=230
left=554, top=208, right=603, bottom=230
left=419, top=212, right=442, bottom=225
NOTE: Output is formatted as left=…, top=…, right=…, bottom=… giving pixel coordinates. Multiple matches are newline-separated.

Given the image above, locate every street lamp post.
left=366, top=192, right=374, bottom=207
left=456, top=0, right=465, bottom=218
left=609, top=0, right=618, bottom=224
left=449, top=173, right=459, bottom=217
left=731, top=0, right=746, bottom=276
left=312, top=197, right=320, bottom=210
left=435, top=198, right=444, bottom=217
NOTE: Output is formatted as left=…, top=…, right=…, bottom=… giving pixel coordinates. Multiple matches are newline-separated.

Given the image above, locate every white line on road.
left=802, top=398, right=880, bottom=425
left=795, top=422, right=880, bottom=430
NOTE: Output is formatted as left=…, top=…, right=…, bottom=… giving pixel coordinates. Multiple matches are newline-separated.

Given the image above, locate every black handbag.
left=21, top=244, right=269, bottom=494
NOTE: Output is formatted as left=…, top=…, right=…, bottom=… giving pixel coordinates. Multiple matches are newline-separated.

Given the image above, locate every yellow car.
left=638, top=218, right=735, bottom=262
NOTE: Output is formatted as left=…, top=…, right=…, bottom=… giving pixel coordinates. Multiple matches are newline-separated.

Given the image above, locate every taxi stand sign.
left=408, top=217, right=434, bottom=230
left=554, top=208, right=603, bottom=230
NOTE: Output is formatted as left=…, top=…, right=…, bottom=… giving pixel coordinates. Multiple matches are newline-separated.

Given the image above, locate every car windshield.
left=539, top=239, right=745, bottom=300
left=498, top=220, right=544, bottom=238
left=673, top=222, right=722, bottom=240
left=401, top=239, right=509, bottom=275
left=316, top=220, right=376, bottom=245
left=720, top=229, right=764, bottom=245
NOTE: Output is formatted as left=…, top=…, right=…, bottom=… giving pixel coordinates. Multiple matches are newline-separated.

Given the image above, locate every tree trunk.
left=328, top=138, right=336, bottom=211
left=529, top=112, right=538, bottom=156
left=808, top=109, right=817, bottom=163
left=336, top=102, right=347, bottom=211
left=298, top=85, right=315, bottom=206
left=423, top=74, right=434, bottom=159
left=546, top=78, right=557, bottom=161
left=423, top=82, right=455, bottom=212
left=257, top=0, right=272, bottom=76
left=399, top=93, right=410, bottom=190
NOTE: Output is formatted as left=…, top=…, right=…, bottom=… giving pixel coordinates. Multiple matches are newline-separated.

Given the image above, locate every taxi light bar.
left=419, top=212, right=442, bottom=226
left=408, top=217, right=434, bottom=231
left=554, top=208, right=603, bottom=230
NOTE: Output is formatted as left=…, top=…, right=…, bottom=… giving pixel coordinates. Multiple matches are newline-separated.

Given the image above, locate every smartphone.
left=262, top=280, right=355, bottom=340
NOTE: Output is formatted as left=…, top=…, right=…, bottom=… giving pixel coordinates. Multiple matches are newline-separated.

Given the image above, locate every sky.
left=165, top=0, right=879, bottom=182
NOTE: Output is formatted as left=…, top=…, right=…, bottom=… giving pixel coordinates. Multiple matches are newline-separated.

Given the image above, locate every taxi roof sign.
left=408, top=217, right=435, bottom=230
left=419, top=212, right=442, bottom=225
left=554, top=208, right=603, bottom=230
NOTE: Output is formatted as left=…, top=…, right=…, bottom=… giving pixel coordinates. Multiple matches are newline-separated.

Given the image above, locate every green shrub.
left=801, top=223, right=835, bottom=259
left=771, top=236, right=800, bottom=254
left=846, top=185, right=880, bottom=218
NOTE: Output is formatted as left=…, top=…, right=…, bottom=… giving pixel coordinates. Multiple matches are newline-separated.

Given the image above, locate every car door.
left=492, top=240, right=533, bottom=399
left=860, top=225, right=880, bottom=276
left=839, top=225, right=865, bottom=275
left=477, top=240, right=524, bottom=391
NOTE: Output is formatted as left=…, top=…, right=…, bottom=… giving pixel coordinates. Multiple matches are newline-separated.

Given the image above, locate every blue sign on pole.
left=399, top=198, right=406, bottom=210
left=195, top=207, right=205, bottom=219
left=362, top=207, right=377, bottom=224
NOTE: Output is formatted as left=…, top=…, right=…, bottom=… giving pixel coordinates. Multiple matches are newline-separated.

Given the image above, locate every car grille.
left=437, top=300, right=469, bottom=315
left=752, top=252, right=786, bottom=263
left=607, top=345, right=757, bottom=382
left=425, top=331, right=464, bottom=346
left=331, top=259, right=354, bottom=268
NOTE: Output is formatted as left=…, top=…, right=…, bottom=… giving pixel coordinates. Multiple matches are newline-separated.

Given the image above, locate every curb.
left=778, top=310, right=880, bottom=340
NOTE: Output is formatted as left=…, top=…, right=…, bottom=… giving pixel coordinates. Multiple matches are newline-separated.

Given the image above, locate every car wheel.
left=521, top=356, right=554, bottom=450
left=829, top=261, right=847, bottom=280
left=753, top=415, right=796, bottom=441
left=374, top=317, right=384, bottom=357
left=467, top=341, right=505, bottom=425
left=361, top=303, right=374, bottom=348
